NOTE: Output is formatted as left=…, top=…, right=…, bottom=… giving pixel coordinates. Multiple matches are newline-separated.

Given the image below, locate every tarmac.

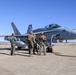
left=0, top=44, right=76, bottom=75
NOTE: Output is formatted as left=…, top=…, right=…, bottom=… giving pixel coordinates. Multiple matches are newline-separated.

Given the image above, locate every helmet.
left=12, top=33, right=15, bottom=36
left=41, top=32, right=44, bottom=35
left=30, top=31, right=33, bottom=34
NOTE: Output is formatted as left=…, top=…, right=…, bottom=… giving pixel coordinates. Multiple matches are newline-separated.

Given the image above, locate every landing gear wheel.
left=18, top=47, right=21, bottom=50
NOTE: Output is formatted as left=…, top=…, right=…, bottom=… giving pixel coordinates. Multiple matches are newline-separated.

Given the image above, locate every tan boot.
left=28, top=54, right=33, bottom=57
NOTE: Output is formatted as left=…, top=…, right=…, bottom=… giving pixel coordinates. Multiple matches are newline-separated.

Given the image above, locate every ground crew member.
left=27, top=31, right=34, bottom=57
left=33, top=34, right=38, bottom=54
left=39, top=32, right=46, bottom=55
left=10, top=33, right=17, bottom=55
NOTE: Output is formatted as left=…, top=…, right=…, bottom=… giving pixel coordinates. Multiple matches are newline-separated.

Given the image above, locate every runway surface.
left=0, top=44, right=76, bottom=75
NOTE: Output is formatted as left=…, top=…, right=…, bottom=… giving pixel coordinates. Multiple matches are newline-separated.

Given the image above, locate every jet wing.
left=0, top=29, right=57, bottom=37
left=0, top=29, right=59, bottom=42
left=0, top=34, right=29, bottom=37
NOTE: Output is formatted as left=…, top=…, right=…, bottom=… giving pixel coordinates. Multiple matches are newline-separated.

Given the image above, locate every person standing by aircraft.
left=10, top=33, right=17, bottom=55
left=27, top=31, right=34, bottom=57
left=39, top=32, right=46, bottom=55
left=33, top=34, right=38, bottom=54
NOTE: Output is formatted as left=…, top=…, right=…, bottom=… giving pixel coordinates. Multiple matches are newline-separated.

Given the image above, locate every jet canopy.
left=45, top=24, right=61, bottom=29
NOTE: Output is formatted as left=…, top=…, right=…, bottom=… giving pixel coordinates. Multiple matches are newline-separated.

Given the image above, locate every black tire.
left=47, top=47, right=53, bottom=52
left=18, top=47, right=21, bottom=50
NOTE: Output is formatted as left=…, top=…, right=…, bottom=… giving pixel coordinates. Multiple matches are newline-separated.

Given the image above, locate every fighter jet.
left=32, top=24, right=76, bottom=42
left=1, top=22, right=76, bottom=49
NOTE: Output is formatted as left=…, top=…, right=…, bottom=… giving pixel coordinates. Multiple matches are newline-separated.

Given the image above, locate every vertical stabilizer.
left=27, top=24, right=33, bottom=34
left=11, top=22, right=21, bottom=35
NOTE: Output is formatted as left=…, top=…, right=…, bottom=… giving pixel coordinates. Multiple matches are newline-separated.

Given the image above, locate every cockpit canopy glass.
left=45, top=24, right=61, bottom=28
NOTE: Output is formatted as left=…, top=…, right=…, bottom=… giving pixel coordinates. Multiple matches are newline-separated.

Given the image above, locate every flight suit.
left=27, top=34, right=34, bottom=57
left=10, top=36, right=17, bottom=55
left=39, top=34, right=46, bottom=55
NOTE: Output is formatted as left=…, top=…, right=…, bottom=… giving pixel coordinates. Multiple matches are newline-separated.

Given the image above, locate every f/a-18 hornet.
left=1, top=22, right=76, bottom=49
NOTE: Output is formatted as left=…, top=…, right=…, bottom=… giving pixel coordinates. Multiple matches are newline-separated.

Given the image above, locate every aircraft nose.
left=68, top=30, right=76, bottom=39
left=59, top=29, right=76, bottom=39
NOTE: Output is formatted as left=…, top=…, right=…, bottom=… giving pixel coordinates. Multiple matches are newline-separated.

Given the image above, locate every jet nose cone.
left=59, top=29, right=76, bottom=39
left=67, top=29, right=76, bottom=39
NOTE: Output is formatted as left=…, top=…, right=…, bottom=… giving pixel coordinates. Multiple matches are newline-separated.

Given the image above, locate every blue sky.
left=0, top=0, right=76, bottom=41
